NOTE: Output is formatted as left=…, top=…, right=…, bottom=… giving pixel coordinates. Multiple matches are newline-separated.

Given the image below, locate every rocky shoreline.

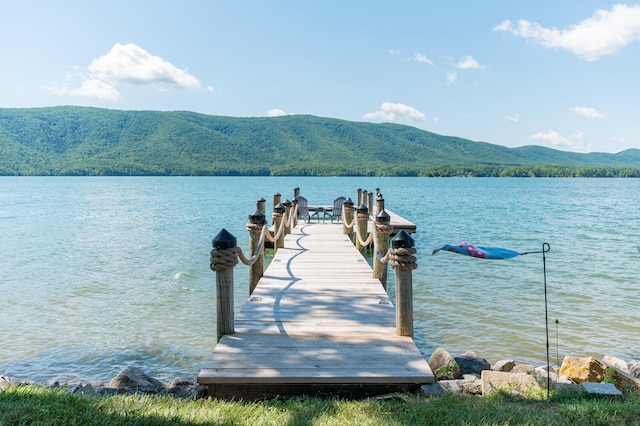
left=2, top=350, right=640, bottom=400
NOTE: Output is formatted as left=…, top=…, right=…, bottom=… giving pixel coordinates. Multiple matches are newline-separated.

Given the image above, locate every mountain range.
left=1, top=106, right=638, bottom=176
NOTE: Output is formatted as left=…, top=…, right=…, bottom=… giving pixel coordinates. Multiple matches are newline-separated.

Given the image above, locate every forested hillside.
left=1, top=106, right=638, bottom=176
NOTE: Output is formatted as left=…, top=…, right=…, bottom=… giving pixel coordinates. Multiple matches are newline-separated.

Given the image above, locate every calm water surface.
left=1, top=177, right=638, bottom=383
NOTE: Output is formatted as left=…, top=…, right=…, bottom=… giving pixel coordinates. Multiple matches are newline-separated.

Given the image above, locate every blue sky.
left=2, top=1, right=639, bottom=154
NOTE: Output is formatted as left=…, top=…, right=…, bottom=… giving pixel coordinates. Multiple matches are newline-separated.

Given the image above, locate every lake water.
left=1, top=177, right=639, bottom=384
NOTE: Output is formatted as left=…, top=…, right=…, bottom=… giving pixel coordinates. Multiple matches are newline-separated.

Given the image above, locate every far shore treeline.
left=1, top=106, right=638, bottom=177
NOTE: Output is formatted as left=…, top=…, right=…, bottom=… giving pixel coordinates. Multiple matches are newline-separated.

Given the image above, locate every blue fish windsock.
left=432, top=241, right=519, bottom=259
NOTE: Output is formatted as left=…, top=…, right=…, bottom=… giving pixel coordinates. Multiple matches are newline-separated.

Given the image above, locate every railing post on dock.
left=273, top=202, right=286, bottom=250
left=343, top=197, right=355, bottom=240
left=355, top=204, right=369, bottom=252
left=210, top=229, right=238, bottom=341
left=257, top=197, right=266, bottom=215
left=373, top=209, right=391, bottom=289
left=368, top=192, right=374, bottom=213
left=248, top=209, right=266, bottom=295
left=390, top=230, right=417, bottom=337
left=376, top=193, right=384, bottom=215
left=357, top=188, right=363, bottom=206
left=272, top=193, right=281, bottom=225
left=283, top=199, right=292, bottom=234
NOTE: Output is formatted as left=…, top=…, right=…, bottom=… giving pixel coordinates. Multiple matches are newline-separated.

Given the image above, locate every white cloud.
left=362, top=102, right=426, bottom=122
left=89, top=43, right=201, bottom=88
left=455, top=55, right=484, bottom=69
left=531, top=129, right=591, bottom=152
left=570, top=106, right=605, bottom=119
left=505, top=114, right=520, bottom=123
left=445, top=71, right=457, bottom=85
left=493, top=4, right=640, bottom=61
left=389, top=49, right=400, bottom=56
left=267, top=109, right=288, bottom=117
left=414, top=53, right=434, bottom=65
left=47, top=43, right=203, bottom=100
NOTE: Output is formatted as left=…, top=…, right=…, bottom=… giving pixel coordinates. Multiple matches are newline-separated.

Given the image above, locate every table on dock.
left=197, top=220, right=433, bottom=399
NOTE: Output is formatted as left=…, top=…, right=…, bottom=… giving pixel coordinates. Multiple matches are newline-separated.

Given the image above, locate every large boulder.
left=492, top=359, right=516, bottom=372
left=628, top=360, right=640, bottom=379
left=108, top=367, right=164, bottom=394
left=601, top=355, right=629, bottom=373
left=428, top=348, right=461, bottom=380
left=481, top=370, right=541, bottom=396
left=559, top=356, right=606, bottom=383
left=454, top=351, right=491, bottom=376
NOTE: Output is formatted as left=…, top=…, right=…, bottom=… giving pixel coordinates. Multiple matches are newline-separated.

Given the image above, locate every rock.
left=438, top=380, right=461, bottom=393
left=581, top=382, right=623, bottom=397
left=161, top=377, right=207, bottom=399
left=420, top=383, right=445, bottom=397
left=428, top=348, right=461, bottom=380
left=559, top=356, right=607, bottom=383
left=481, top=370, right=541, bottom=396
left=628, top=360, right=640, bottom=379
left=601, top=355, right=629, bottom=373
left=511, top=364, right=535, bottom=374
left=454, top=351, right=491, bottom=376
left=458, top=374, right=482, bottom=394
left=492, top=359, right=516, bottom=372
left=108, top=367, right=164, bottom=394
left=0, top=376, right=19, bottom=388
left=96, top=387, right=121, bottom=396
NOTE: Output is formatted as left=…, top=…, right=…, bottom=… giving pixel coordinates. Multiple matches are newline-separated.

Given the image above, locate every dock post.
left=373, top=209, right=391, bottom=289
left=390, top=230, right=417, bottom=337
left=376, top=192, right=384, bottom=214
left=368, top=192, right=374, bottom=213
left=272, top=193, right=281, bottom=225
left=273, top=202, right=286, bottom=250
left=257, top=197, right=266, bottom=215
left=355, top=204, right=369, bottom=252
left=248, top=209, right=266, bottom=295
left=293, top=187, right=300, bottom=199
left=343, top=197, right=355, bottom=240
left=210, top=229, right=238, bottom=341
left=283, top=199, right=292, bottom=234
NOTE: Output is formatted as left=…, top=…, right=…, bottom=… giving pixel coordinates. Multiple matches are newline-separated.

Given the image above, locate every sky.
left=2, top=1, right=640, bottom=154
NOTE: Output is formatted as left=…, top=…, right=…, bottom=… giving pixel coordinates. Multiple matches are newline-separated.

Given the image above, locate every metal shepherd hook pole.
left=542, top=242, right=551, bottom=399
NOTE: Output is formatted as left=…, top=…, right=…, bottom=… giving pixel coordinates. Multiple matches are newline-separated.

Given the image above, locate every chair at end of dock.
left=324, top=196, right=346, bottom=222
left=294, top=195, right=311, bottom=222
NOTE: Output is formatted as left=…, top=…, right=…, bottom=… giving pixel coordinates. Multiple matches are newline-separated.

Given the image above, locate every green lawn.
left=2, top=385, right=640, bottom=425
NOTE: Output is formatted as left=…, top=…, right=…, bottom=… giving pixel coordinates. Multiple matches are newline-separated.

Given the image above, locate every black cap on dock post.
left=212, top=229, right=237, bottom=249
left=392, top=230, right=414, bottom=249
left=249, top=209, right=266, bottom=225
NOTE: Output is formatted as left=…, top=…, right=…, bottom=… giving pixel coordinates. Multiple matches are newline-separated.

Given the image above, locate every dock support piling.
left=210, top=229, right=238, bottom=341
left=248, top=209, right=266, bottom=295
left=343, top=198, right=355, bottom=241
left=390, top=231, right=417, bottom=337
left=273, top=203, right=286, bottom=250
left=355, top=204, right=369, bottom=252
left=374, top=208, right=391, bottom=289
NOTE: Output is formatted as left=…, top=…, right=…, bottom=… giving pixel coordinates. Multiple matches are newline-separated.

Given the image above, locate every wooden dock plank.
left=197, top=219, right=433, bottom=397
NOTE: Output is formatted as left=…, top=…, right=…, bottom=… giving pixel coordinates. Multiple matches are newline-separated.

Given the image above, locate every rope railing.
left=238, top=224, right=268, bottom=266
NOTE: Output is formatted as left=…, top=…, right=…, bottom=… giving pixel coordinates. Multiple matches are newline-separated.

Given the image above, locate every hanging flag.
left=432, top=241, right=520, bottom=259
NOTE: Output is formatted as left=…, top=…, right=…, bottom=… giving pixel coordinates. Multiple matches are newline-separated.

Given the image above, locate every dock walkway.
left=197, top=220, right=434, bottom=399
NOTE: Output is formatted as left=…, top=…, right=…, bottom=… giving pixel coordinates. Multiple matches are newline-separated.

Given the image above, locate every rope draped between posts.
left=341, top=207, right=357, bottom=229
left=374, top=222, right=393, bottom=262
left=239, top=223, right=268, bottom=266
left=264, top=211, right=287, bottom=243
left=354, top=212, right=375, bottom=247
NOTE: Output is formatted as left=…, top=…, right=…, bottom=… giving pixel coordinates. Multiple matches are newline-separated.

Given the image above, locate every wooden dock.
left=197, top=218, right=434, bottom=399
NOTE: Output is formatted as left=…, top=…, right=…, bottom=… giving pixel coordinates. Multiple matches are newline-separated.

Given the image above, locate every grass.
left=2, top=386, right=640, bottom=425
